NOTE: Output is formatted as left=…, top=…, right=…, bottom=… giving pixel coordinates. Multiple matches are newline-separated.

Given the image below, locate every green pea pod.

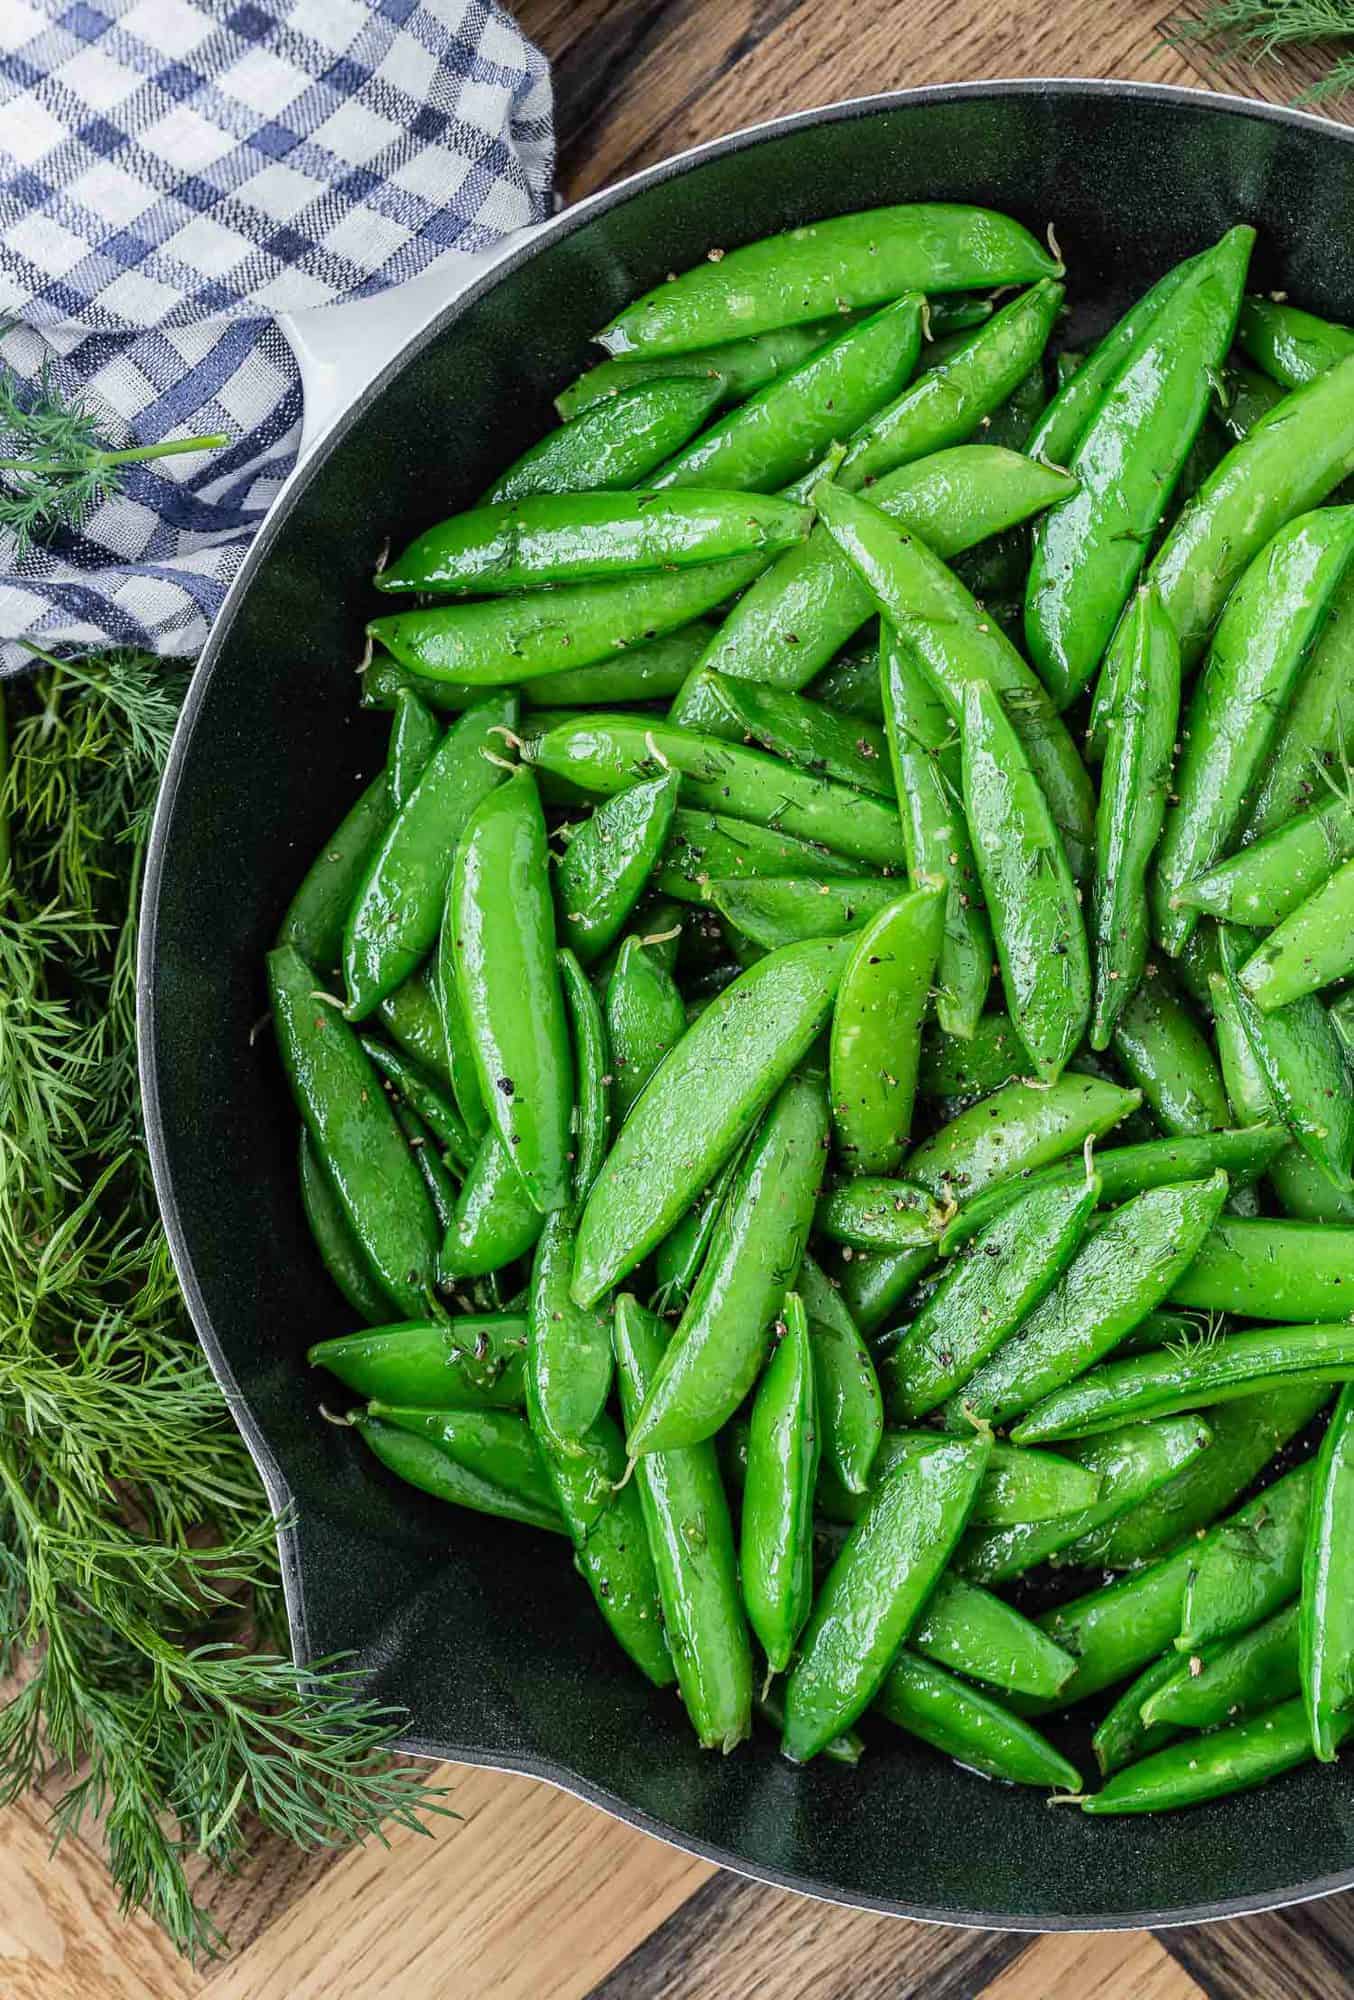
left=1025, top=230, right=1252, bottom=708
left=376, top=964, right=456, bottom=1093
left=557, top=318, right=865, bottom=420
left=484, top=377, right=725, bottom=502
left=701, top=674, right=894, bottom=797
left=948, top=1172, right=1230, bottom=1430
left=962, top=1418, right=1214, bottom=1577
left=298, top=1130, right=394, bottom=1324
left=1170, top=1215, right=1354, bottom=1320
left=1301, top=1381, right=1354, bottom=1760
left=387, top=689, right=441, bottom=807
left=370, top=552, right=769, bottom=686
left=1079, top=1696, right=1352, bottom=1814
left=1026, top=249, right=1204, bottom=469
left=1237, top=296, right=1354, bottom=388
left=381, top=489, right=812, bottom=595
left=811, top=640, right=884, bottom=719
left=525, top=1209, right=613, bottom=1460
left=754, top=1688, right=863, bottom=1766
left=363, top=1404, right=564, bottom=1533
left=1143, top=1601, right=1300, bottom=1733
left=525, top=1395, right=675, bottom=1686
left=438, top=1127, right=542, bottom=1282
left=960, top=676, right=1090, bottom=1080
left=268, top=945, right=437, bottom=1316
left=1239, top=858, right=1354, bottom=1011
left=741, top=1293, right=819, bottom=1674
left=613, top=1294, right=753, bottom=1750
left=344, top=696, right=515, bottom=1018
left=394, top=1100, right=457, bottom=1230
left=875, top=1652, right=1080, bottom=1791
left=359, top=1035, right=474, bottom=1174
left=838, top=280, right=1064, bottom=487
left=1092, top=1382, right=1332, bottom=1569
left=578, top=937, right=847, bottom=1303
left=651, top=1145, right=745, bottom=1316
left=366, top=622, right=718, bottom=716
left=451, top=769, right=573, bottom=1214
left=529, top=715, right=906, bottom=870
left=808, top=1428, right=1099, bottom=1534
left=883, top=1174, right=1099, bottom=1420
left=1091, top=1651, right=1184, bottom=1776
left=597, top=206, right=1060, bottom=357
left=781, top=1432, right=990, bottom=1761
left=308, top=1315, right=527, bottom=1408
left=628, top=1070, right=828, bottom=1454
left=1091, top=587, right=1181, bottom=1048
left=1178, top=1461, right=1314, bottom=1654
left=796, top=1251, right=883, bottom=1494
left=649, top=295, right=924, bottom=494
left=555, top=773, right=679, bottom=968
left=657, top=807, right=865, bottom=904
left=829, top=890, right=943, bottom=1176
left=813, top=1178, right=943, bottom=1252
left=435, top=917, right=488, bottom=1140
left=692, top=445, right=1076, bottom=697
left=832, top=1244, right=937, bottom=1335
left=1152, top=509, right=1354, bottom=955
left=557, top=949, right=610, bottom=1211
left=909, top=1573, right=1074, bottom=1699
left=880, top=627, right=992, bottom=1039
left=279, top=773, right=391, bottom=971
left=941, top=1125, right=1286, bottom=1253
left=1111, top=968, right=1229, bottom=1136
left=711, top=875, right=901, bottom=952
left=1215, top=924, right=1354, bottom=1192
left=605, top=935, right=687, bottom=1123
left=1182, top=792, right=1354, bottom=929
left=1242, top=571, right=1354, bottom=841
left=1036, top=1543, right=1198, bottom=1710
left=1219, top=360, right=1286, bottom=441
left=816, top=481, right=1096, bottom=880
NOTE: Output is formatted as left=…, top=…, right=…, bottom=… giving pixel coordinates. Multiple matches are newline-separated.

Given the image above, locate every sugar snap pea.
left=359, top=1035, right=475, bottom=1174
left=741, top=1293, right=819, bottom=1673
left=1170, top=1215, right=1354, bottom=1320
left=656, top=807, right=865, bottom=905
left=874, top=1652, right=1081, bottom=1790
left=1301, top=1381, right=1354, bottom=1759
left=344, top=695, right=514, bottom=1018
left=796, top=1252, right=883, bottom=1494
left=556, top=773, right=679, bottom=968
left=814, top=1178, right=943, bottom=1252
left=651, top=1146, right=745, bottom=1315
left=1219, top=360, right=1286, bottom=441
left=1111, top=968, right=1230, bottom=1136
left=557, top=317, right=867, bottom=420
left=628, top=1069, right=827, bottom=1453
left=269, top=945, right=437, bottom=1316
left=387, top=689, right=440, bottom=808
left=1179, top=1461, right=1315, bottom=1653
left=613, top=1294, right=753, bottom=1750
left=485, top=377, right=725, bottom=503
left=1182, top=790, right=1354, bottom=929
left=829, top=890, right=944, bottom=1175
left=1237, top=296, right=1354, bottom=389
left=701, top=674, right=894, bottom=797
left=1242, top=568, right=1354, bottom=841
left=919, top=1013, right=1023, bottom=1109
left=298, top=1131, right=395, bottom=1324
left=813, top=1429, right=1102, bottom=1530
left=711, top=876, right=900, bottom=951
left=808, top=641, right=884, bottom=719
left=910, top=1573, right=1075, bottom=1699
left=366, top=622, right=718, bottom=716
left=1077, top=1697, right=1353, bottom=1814
left=597, top=205, right=1060, bottom=357
left=1091, top=1651, right=1183, bottom=1776
left=364, top=1404, right=564, bottom=1534
left=780, top=1432, right=990, bottom=1761
left=1090, top=588, right=1180, bottom=1048
left=279, top=773, right=390, bottom=971
left=376, top=965, right=456, bottom=1093
left=437, top=1128, right=542, bottom=1283
left=1037, top=1542, right=1198, bottom=1709
left=435, top=916, right=488, bottom=1140
left=528, top=1210, right=613, bottom=1458
left=308, top=1315, right=527, bottom=1408
left=1239, top=858, right=1354, bottom=1011
left=558, top=949, right=610, bottom=1208
left=605, top=935, right=687, bottom=1123
left=1143, top=1601, right=1300, bottom=1733
left=394, top=1100, right=457, bottom=1229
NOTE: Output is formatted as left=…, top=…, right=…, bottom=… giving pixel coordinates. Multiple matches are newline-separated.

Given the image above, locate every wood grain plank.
left=583, top=1871, right=1030, bottom=2000
left=1158, top=1897, right=1354, bottom=1999
left=986, top=1928, right=1201, bottom=2000
left=0, top=1797, right=202, bottom=2000
left=202, top=1765, right=712, bottom=2000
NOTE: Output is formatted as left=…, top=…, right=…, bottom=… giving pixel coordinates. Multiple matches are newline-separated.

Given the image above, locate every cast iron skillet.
left=140, top=80, right=1354, bottom=1929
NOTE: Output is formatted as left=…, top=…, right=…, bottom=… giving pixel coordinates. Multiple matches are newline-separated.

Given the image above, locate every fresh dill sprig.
left=0, top=651, right=446, bottom=1962
left=0, top=355, right=227, bottom=554
left=1167, top=0, right=1354, bottom=100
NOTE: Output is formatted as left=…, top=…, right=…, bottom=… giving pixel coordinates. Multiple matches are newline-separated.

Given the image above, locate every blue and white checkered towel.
left=0, top=0, right=553, bottom=672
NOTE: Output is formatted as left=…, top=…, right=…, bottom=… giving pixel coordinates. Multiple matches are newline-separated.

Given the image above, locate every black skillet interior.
left=140, top=82, right=1354, bottom=1927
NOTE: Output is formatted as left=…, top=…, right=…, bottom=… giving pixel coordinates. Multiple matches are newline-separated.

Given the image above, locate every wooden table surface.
left=8, top=3, right=1354, bottom=1995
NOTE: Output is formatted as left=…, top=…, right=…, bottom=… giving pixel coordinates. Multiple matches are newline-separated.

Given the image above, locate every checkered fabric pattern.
left=0, top=0, right=554, bottom=671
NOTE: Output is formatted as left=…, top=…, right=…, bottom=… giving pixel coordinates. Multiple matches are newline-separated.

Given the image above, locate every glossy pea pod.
left=711, top=875, right=900, bottom=952
left=648, top=295, right=925, bottom=494
left=386, top=687, right=442, bottom=809
left=959, top=676, right=1090, bottom=1081
left=1077, top=1697, right=1354, bottom=1815
left=437, top=1127, right=542, bottom=1283
left=874, top=1652, right=1081, bottom=1792
left=555, top=772, right=679, bottom=967
left=1024, top=228, right=1252, bottom=709
left=308, top=1315, right=527, bottom=1408
left=297, top=1130, right=394, bottom=1324
left=796, top=1252, right=884, bottom=1495
left=1301, top=1381, right=1354, bottom=1760
left=626, top=1068, right=829, bottom=1454
left=1091, top=1650, right=1184, bottom=1777
left=451, top=768, right=574, bottom=1214
left=946, top=1171, right=1231, bottom=1431
left=359, top=1035, right=475, bottom=1173
left=1151, top=508, right=1354, bottom=956
left=394, top=1101, right=457, bottom=1231
left=651, top=1145, right=745, bottom=1315
left=1169, top=1216, right=1354, bottom=1320
left=556, top=316, right=867, bottom=420
left=656, top=807, right=865, bottom=905
left=482, top=378, right=726, bottom=502
left=1111, top=967, right=1230, bottom=1137
left=279, top=774, right=390, bottom=971
left=1241, top=568, right=1354, bottom=841
left=605, top=935, right=688, bottom=1124
left=1180, top=790, right=1354, bottom=929
left=435, top=916, right=489, bottom=1141
left=881, top=1172, right=1099, bottom=1420
left=365, top=621, right=718, bottom=717
left=596, top=204, right=1060, bottom=357
left=1178, top=1461, right=1315, bottom=1653
left=1236, top=296, right=1354, bottom=389
left=880, top=626, right=993, bottom=1039
left=780, top=1432, right=991, bottom=1762
left=1142, top=1601, right=1301, bottom=1734
left=688, top=444, right=1076, bottom=698
left=1239, top=858, right=1354, bottom=1012
left=816, top=1429, right=1102, bottom=1528
left=557, top=948, right=611, bottom=1209
left=814, top=1177, right=944, bottom=1253
left=741, top=1293, right=819, bottom=1675
left=362, top=1404, right=564, bottom=1533
left=527, top=1210, right=613, bottom=1459
left=573, top=938, right=847, bottom=1305
left=343, top=695, right=515, bottom=1018
left=815, top=480, right=1096, bottom=880
left=697, top=673, right=894, bottom=795
left=1034, top=1541, right=1200, bottom=1711
left=268, top=945, right=438, bottom=1317
left=1218, top=360, right=1287, bottom=441
left=376, top=965, right=457, bottom=1093
left=613, top=1294, right=753, bottom=1751
left=829, top=889, right=944, bottom=1175
left=1090, top=587, right=1181, bottom=1048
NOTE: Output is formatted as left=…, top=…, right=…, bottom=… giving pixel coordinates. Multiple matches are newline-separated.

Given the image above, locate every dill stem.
left=0, top=433, right=229, bottom=474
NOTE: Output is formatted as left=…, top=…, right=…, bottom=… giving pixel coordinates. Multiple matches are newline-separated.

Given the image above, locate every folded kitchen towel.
left=0, top=0, right=553, bottom=672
